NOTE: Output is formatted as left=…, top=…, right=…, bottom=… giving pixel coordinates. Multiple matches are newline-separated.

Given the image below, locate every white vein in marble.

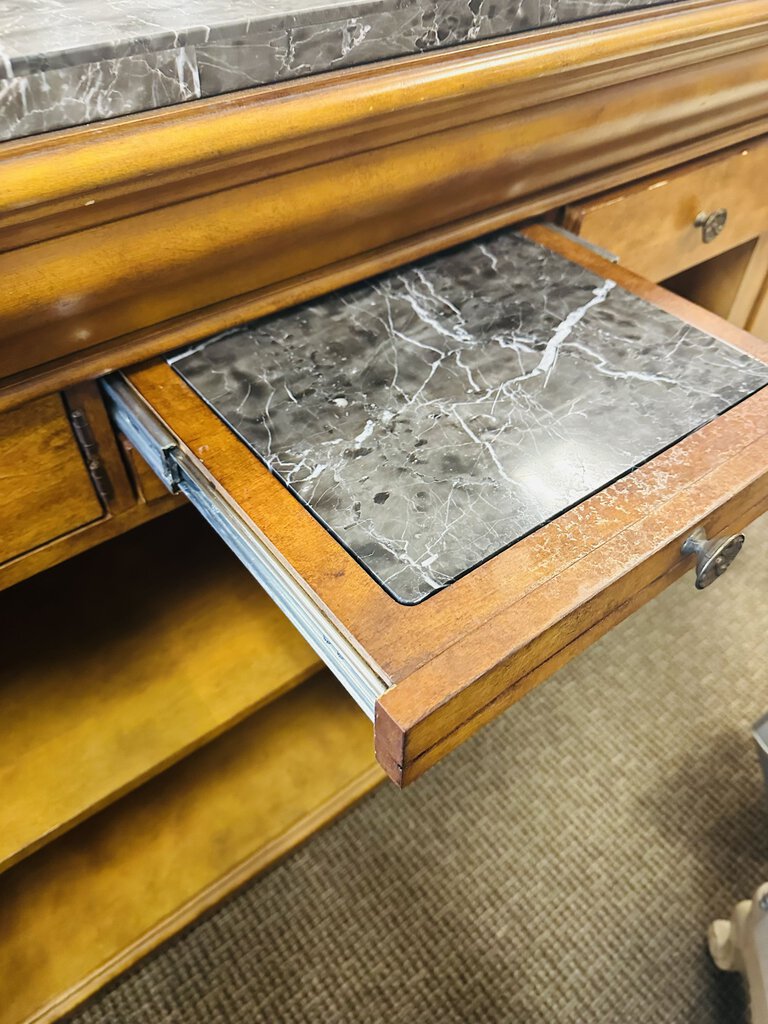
left=0, top=46, right=198, bottom=141
left=1, top=0, right=689, bottom=141
left=170, top=230, right=768, bottom=604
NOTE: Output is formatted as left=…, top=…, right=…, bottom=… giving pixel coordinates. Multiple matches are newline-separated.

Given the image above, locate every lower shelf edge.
left=2, top=673, right=383, bottom=1024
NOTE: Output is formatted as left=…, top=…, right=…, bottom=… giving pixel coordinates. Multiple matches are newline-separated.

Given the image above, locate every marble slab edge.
left=1, top=0, right=685, bottom=142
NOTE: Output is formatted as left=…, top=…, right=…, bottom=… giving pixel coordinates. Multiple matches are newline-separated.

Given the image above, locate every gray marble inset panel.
left=0, top=47, right=199, bottom=142
left=173, top=235, right=768, bottom=605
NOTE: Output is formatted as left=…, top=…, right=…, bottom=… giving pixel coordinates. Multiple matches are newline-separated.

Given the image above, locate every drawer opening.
left=104, top=223, right=768, bottom=785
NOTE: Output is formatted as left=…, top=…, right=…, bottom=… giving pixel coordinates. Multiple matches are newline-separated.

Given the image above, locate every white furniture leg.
left=709, top=883, right=768, bottom=1024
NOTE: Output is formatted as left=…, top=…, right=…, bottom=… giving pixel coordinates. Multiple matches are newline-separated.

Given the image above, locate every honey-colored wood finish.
left=732, top=234, right=768, bottom=331
left=1, top=672, right=382, bottom=1024
left=747, top=272, right=768, bottom=340
left=64, top=380, right=136, bottom=514
left=0, top=508, right=321, bottom=873
left=5, top=0, right=766, bottom=249
left=3, top=0, right=768, bottom=408
left=0, top=385, right=186, bottom=592
left=665, top=239, right=759, bottom=323
left=738, top=235, right=768, bottom=340
left=0, top=394, right=103, bottom=564
left=121, top=435, right=172, bottom=503
left=119, top=225, right=768, bottom=785
left=0, top=487, right=181, bottom=592
left=664, top=232, right=768, bottom=335
left=563, top=138, right=768, bottom=281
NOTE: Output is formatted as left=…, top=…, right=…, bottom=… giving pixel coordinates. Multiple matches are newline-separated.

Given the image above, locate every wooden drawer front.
left=0, top=394, right=103, bottom=564
left=563, top=137, right=768, bottom=281
left=105, top=224, right=768, bottom=786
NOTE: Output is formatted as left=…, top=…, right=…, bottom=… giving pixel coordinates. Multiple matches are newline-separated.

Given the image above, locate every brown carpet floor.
left=68, top=514, right=768, bottom=1024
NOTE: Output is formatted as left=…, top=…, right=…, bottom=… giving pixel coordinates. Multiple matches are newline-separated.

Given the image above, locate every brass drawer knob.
left=682, top=527, right=744, bottom=589
left=694, top=208, right=728, bottom=243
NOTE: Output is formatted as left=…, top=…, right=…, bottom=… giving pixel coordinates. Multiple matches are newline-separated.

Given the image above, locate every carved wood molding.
left=2, top=0, right=768, bottom=408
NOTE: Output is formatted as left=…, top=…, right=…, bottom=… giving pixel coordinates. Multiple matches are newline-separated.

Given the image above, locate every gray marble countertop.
left=1, top=0, right=683, bottom=142
left=170, top=229, right=768, bottom=604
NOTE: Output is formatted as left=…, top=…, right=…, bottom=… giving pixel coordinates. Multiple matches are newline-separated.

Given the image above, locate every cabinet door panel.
left=0, top=394, right=103, bottom=564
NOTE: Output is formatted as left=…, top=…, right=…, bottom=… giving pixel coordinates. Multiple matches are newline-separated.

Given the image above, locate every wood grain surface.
left=0, top=508, right=321, bottom=872
left=3, top=0, right=768, bottom=407
left=563, top=136, right=768, bottom=280
left=0, top=394, right=103, bottom=563
left=120, top=226, right=768, bottom=784
left=1, top=671, right=382, bottom=1024
left=0, top=385, right=185, bottom=591
left=0, top=485, right=181, bottom=592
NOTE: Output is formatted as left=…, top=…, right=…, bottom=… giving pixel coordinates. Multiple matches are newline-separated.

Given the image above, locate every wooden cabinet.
left=4, top=6, right=768, bottom=1021
left=0, top=393, right=104, bottom=564
left=8, top=199, right=768, bottom=1015
left=0, top=508, right=321, bottom=873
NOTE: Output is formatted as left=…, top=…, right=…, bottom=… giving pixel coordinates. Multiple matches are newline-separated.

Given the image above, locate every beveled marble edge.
left=0, top=0, right=687, bottom=142
left=0, top=0, right=682, bottom=82
left=0, top=0, right=382, bottom=79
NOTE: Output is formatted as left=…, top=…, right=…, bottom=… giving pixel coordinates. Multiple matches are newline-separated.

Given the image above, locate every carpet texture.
left=68, top=514, right=768, bottom=1024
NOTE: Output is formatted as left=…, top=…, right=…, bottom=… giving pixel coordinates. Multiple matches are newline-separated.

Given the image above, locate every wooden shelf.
left=1, top=671, right=382, bottom=1024
left=0, top=506, right=321, bottom=872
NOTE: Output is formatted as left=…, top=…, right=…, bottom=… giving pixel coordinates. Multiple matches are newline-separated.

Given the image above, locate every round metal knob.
left=681, top=527, right=744, bottom=589
left=694, top=208, right=728, bottom=244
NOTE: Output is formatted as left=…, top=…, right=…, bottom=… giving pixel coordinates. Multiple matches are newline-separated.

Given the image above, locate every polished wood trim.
left=122, top=226, right=768, bottom=785
left=376, top=476, right=768, bottom=784
left=0, top=510, right=320, bottom=872
left=1, top=673, right=381, bottom=1024
left=4, top=0, right=767, bottom=247
left=3, top=0, right=768, bottom=408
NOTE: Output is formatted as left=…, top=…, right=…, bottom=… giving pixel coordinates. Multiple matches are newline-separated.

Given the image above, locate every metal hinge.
left=69, top=407, right=114, bottom=507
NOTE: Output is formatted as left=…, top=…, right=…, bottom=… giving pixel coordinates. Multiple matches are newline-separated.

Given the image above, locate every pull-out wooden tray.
left=105, top=225, right=768, bottom=786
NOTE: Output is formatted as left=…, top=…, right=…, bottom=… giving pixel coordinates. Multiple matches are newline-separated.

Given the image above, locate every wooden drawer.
left=105, top=224, right=768, bottom=787
left=0, top=394, right=104, bottom=564
left=563, top=137, right=768, bottom=281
